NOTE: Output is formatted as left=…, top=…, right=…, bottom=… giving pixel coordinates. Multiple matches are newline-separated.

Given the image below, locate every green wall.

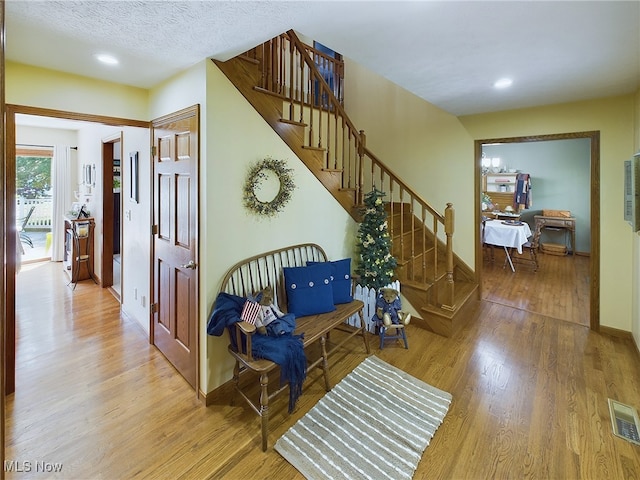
left=483, top=139, right=591, bottom=253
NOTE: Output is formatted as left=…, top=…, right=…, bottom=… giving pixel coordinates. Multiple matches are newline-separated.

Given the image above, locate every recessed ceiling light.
left=95, top=53, right=119, bottom=66
left=494, top=78, right=513, bottom=89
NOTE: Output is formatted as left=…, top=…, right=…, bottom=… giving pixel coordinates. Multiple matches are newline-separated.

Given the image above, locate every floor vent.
left=609, top=399, right=640, bottom=445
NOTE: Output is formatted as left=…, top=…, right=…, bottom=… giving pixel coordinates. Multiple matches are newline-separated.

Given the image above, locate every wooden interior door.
left=151, top=106, right=199, bottom=390
left=101, top=137, right=116, bottom=289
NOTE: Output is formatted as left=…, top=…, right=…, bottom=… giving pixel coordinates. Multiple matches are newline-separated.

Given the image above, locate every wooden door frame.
left=2, top=2, right=7, bottom=474
left=101, top=133, right=123, bottom=293
left=4, top=104, right=148, bottom=395
left=474, top=131, right=600, bottom=331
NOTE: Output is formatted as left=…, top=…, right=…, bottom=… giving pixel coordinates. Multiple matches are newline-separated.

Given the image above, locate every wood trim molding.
left=599, top=325, right=632, bottom=339
left=6, top=104, right=149, bottom=129
left=202, top=378, right=235, bottom=407
left=15, top=147, right=54, bottom=157
left=1, top=2, right=7, bottom=475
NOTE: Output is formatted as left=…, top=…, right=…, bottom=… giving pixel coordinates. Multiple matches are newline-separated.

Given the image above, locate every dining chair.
left=512, top=223, right=542, bottom=271
left=17, top=206, right=36, bottom=249
left=481, top=216, right=495, bottom=263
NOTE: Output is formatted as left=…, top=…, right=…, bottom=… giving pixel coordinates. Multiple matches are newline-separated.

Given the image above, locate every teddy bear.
left=372, top=288, right=411, bottom=328
left=251, top=286, right=295, bottom=336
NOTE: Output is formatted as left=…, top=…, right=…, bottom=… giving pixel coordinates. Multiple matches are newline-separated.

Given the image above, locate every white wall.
left=73, top=124, right=150, bottom=333
left=15, top=124, right=79, bottom=209
left=120, top=127, right=152, bottom=333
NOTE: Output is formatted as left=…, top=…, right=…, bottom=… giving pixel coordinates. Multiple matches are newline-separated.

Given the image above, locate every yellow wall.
left=343, top=59, right=476, bottom=266
left=6, top=61, right=148, bottom=120
left=460, top=95, right=636, bottom=332
left=201, top=63, right=357, bottom=392
left=150, top=61, right=358, bottom=393
left=7, top=58, right=639, bottom=388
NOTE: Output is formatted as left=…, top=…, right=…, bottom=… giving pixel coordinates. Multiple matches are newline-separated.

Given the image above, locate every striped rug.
left=274, top=355, right=452, bottom=480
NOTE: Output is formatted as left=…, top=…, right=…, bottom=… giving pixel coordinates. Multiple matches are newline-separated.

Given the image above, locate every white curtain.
left=51, top=145, right=71, bottom=261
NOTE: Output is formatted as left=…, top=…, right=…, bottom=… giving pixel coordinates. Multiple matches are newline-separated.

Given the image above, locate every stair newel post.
left=444, top=203, right=455, bottom=310
left=357, top=130, right=366, bottom=205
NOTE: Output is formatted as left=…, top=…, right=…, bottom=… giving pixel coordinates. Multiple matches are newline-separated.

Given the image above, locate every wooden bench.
left=218, top=243, right=370, bottom=450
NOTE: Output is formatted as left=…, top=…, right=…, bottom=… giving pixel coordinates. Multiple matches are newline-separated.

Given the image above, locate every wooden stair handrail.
left=285, top=31, right=364, bottom=148
left=235, top=30, right=458, bottom=311
left=363, top=146, right=445, bottom=223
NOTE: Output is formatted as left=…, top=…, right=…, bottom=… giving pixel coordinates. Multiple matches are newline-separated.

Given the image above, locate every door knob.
left=181, top=260, right=197, bottom=269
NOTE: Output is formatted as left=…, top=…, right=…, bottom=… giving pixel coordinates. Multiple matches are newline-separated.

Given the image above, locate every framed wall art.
left=129, top=151, right=139, bottom=203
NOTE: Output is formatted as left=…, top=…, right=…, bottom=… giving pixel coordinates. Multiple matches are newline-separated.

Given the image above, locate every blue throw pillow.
left=284, top=263, right=336, bottom=317
left=308, top=258, right=353, bottom=304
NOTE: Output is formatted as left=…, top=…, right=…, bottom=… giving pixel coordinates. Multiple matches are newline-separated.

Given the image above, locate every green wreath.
left=243, top=158, right=295, bottom=217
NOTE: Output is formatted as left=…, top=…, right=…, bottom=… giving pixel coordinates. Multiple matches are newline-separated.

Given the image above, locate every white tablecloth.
left=483, top=220, right=532, bottom=254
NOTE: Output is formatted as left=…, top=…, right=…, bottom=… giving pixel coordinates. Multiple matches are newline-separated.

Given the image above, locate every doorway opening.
left=101, top=134, right=123, bottom=299
left=5, top=104, right=150, bottom=395
left=475, top=131, right=600, bottom=331
left=15, top=145, right=54, bottom=264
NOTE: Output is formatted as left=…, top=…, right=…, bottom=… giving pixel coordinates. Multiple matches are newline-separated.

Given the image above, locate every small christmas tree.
left=355, top=188, right=397, bottom=289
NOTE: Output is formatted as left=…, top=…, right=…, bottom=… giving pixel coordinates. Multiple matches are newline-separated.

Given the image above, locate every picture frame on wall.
left=84, top=164, right=93, bottom=186
left=130, top=151, right=139, bottom=203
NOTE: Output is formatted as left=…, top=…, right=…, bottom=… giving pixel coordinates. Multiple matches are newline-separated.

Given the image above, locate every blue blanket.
left=207, top=292, right=307, bottom=413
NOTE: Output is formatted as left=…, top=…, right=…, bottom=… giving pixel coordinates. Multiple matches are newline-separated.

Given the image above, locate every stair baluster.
left=215, top=30, right=477, bottom=337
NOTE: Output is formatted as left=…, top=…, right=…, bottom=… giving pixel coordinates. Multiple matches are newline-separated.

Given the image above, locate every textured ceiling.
left=5, top=1, right=640, bottom=116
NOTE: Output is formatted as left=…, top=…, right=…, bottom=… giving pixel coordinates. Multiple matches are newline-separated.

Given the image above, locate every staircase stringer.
left=214, top=32, right=478, bottom=336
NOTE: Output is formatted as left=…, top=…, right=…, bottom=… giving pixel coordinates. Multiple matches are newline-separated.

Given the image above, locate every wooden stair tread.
left=238, top=55, right=260, bottom=65
left=253, top=86, right=288, bottom=100
left=216, top=52, right=479, bottom=340
left=420, top=281, right=477, bottom=317
left=279, top=118, right=307, bottom=127
left=302, top=145, right=326, bottom=152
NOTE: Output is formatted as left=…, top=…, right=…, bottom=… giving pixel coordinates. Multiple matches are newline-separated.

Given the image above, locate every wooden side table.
left=534, top=215, right=576, bottom=255
left=63, top=216, right=96, bottom=285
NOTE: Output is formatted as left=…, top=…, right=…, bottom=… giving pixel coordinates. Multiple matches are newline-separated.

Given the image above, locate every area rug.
left=274, top=355, right=452, bottom=480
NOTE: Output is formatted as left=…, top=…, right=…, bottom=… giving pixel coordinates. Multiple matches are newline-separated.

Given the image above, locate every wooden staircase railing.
left=230, top=30, right=459, bottom=311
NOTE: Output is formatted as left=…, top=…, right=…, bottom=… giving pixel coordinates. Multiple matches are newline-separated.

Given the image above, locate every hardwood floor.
left=7, top=261, right=640, bottom=479
left=482, top=247, right=590, bottom=327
